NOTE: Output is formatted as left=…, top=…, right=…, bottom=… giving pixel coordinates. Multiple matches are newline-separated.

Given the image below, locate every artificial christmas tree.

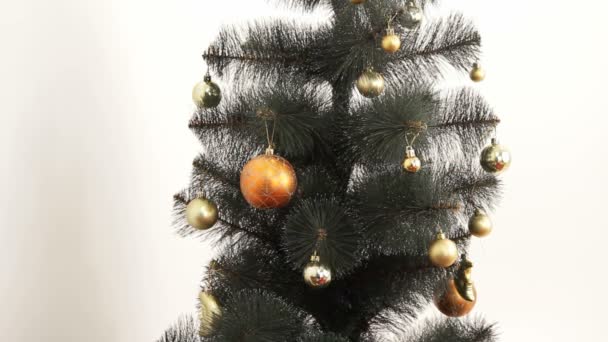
left=160, top=0, right=509, bottom=341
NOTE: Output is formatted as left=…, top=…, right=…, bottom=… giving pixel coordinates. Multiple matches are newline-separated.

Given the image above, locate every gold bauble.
left=480, top=138, right=512, bottom=174
left=186, top=198, right=218, bottom=230
left=350, top=0, right=366, bottom=4
left=192, top=75, right=222, bottom=109
left=468, top=209, right=493, bottom=237
left=429, top=232, right=458, bottom=268
left=240, top=149, right=297, bottom=209
left=356, top=69, right=385, bottom=98
left=470, top=63, right=486, bottom=82
left=303, top=254, right=332, bottom=288
left=403, top=1, right=423, bottom=29
left=199, top=291, right=221, bottom=337
left=454, top=258, right=476, bottom=302
left=434, top=278, right=477, bottom=317
left=381, top=29, right=401, bottom=53
left=402, top=146, right=421, bottom=173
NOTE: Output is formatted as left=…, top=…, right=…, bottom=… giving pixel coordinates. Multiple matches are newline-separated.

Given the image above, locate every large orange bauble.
left=240, top=153, right=297, bottom=209
left=434, top=278, right=477, bottom=317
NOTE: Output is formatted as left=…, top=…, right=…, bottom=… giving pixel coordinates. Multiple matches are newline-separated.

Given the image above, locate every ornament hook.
left=264, top=118, right=277, bottom=153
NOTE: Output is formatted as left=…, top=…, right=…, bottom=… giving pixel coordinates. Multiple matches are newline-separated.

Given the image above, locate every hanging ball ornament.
left=454, top=258, right=476, bottom=302
left=480, top=138, right=512, bottom=174
left=403, top=146, right=422, bottom=173
left=199, top=291, right=222, bottom=337
left=350, top=0, right=366, bottom=4
left=429, top=231, right=458, bottom=268
left=402, top=1, right=423, bottom=29
left=303, top=253, right=332, bottom=288
left=468, top=209, right=493, bottom=237
left=470, top=63, right=486, bottom=82
left=382, top=28, right=401, bottom=53
left=240, top=147, right=298, bottom=209
left=434, top=277, right=477, bottom=317
left=192, top=74, right=222, bottom=109
left=186, top=198, right=218, bottom=230
left=356, top=69, right=385, bottom=98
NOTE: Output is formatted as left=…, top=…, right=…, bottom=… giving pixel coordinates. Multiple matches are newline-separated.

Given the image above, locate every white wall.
left=1, top=0, right=606, bottom=341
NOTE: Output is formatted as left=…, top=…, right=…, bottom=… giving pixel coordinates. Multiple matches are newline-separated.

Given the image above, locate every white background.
left=1, top=0, right=606, bottom=341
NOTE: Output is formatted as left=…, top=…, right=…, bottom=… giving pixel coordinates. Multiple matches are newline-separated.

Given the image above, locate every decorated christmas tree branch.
left=351, top=165, right=498, bottom=256
left=386, top=13, right=481, bottom=84
left=190, top=79, right=332, bottom=160
left=348, top=87, right=497, bottom=167
left=173, top=193, right=278, bottom=246
left=204, top=12, right=479, bottom=86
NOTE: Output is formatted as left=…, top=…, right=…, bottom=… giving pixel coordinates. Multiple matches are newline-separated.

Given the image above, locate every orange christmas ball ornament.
left=434, top=278, right=477, bottom=317
left=240, top=148, right=297, bottom=209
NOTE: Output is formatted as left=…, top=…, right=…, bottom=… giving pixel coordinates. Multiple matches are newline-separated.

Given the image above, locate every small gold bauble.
left=434, top=278, right=476, bottom=317
left=186, top=198, right=218, bottom=230
left=356, top=69, right=385, bottom=98
left=240, top=149, right=298, bottom=209
left=381, top=30, right=401, bottom=53
left=470, top=63, right=486, bottom=82
left=192, top=75, right=222, bottom=109
left=454, top=258, right=476, bottom=302
left=350, top=0, right=366, bottom=4
left=403, top=146, right=421, bottom=173
left=480, top=138, right=512, bottom=174
left=468, top=209, right=493, bottom=237
left=303, top=254, right=332, bottom=288
left=429, top=232, right=458, bottom=268
left=403, top=1, right=423, bottom=29
left=199, top=291, right=222, bottom=337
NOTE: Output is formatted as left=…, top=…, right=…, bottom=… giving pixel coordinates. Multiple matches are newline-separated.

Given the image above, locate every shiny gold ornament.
left=356, top=69, right=385, bottom=98
left=429, top=232, right=458, bottom=268
left=240, top=148, right=297, bottom=209
left=402, top=146, right=421, bottom=173
left=303, top=253, right=332, bottom=288
left=468, top=209, right=493, bottom=237
left=454, top=258, right=476, bottom=302
left=403, top=1, right=423, bottom=29
left=192, top=75, right=222, bottom=109
left=434, top=277, right=477, bottom=317
left=199, top=291, right=221, bottom=337
left=470, top=63, right=486, bottom=82
left=480, top=138, right=512, bottom=174
left=350, top=0, right=366, bottom=4
left=186, top=198, right=218, bottom=230
left=381, top=28, right=401, bottom=53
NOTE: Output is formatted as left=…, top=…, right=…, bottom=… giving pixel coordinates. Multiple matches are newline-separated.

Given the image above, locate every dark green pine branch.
left=156, top=316, right=199, bottom=342
left=203, top=47, right=303, bottom=66
left=192, top=157, right=240, bottom=188
left=188, top=112, right=246, bottom=130
left=402, top=317, right=499, bottom=342
left=426, top=118, right=500, bottom=129
left=202, top=20, right=330, bottom=81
